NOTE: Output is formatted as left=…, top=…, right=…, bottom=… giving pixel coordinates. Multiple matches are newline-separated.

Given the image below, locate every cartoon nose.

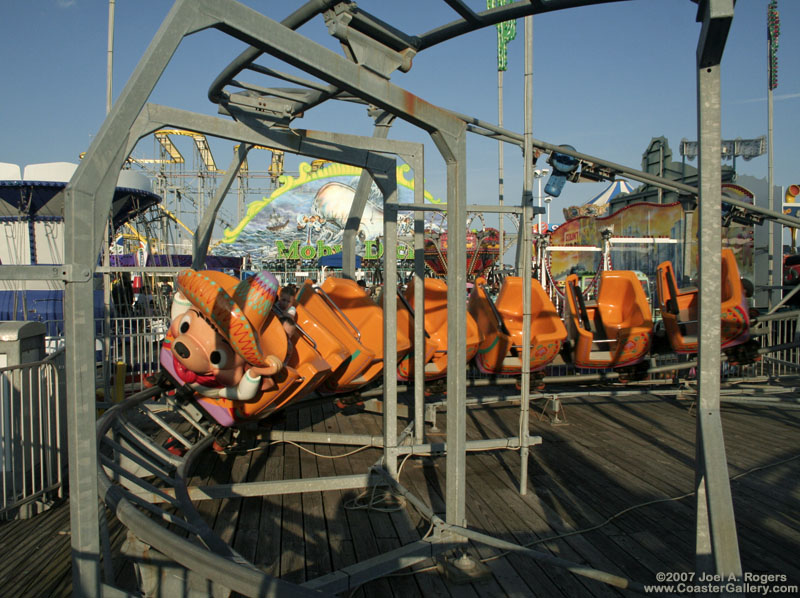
left=174, top=341, right=190, bottom=359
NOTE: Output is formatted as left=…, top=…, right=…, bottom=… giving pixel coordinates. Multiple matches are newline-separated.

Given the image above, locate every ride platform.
left=6, top=389, right=798, bottom=596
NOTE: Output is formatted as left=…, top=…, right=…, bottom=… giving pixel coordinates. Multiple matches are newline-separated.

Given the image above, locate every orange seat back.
left=495, top=276, right=566, bottom=340
left=321, top=277, right=413, bottom=360
left=596, top=271, right=652, bottom=330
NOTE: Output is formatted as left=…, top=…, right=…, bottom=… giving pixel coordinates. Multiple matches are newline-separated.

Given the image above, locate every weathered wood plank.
left=279, top=408, right=307, bottom=583
left=7, top=388, right=800, bottom=598
left=309, top=401, right=357, bottom=577
left=253, top=415, right=286, bottom=577
left=332, top=403, right=397, bottom=597
left=297, top=404, right=333, bottom=581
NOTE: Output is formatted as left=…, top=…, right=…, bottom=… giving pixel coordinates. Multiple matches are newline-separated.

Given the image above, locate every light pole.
left=490, top=0, right=517, bottom=267
left=533, top=168, right=549, bottom=233
left=544, top=196, right=552, bottom=229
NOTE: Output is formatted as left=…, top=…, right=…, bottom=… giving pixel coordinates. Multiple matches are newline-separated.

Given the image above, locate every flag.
left=488, top=0, right=516, bottom=71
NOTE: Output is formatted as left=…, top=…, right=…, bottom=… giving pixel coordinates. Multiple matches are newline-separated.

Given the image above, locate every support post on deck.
left=518, top=13, right=534, bottom=496
left=375, top=163, right=400, bottom=477
left=694, top=0, right=742, bottom=579
left=437, top=124, right=469, bottom=529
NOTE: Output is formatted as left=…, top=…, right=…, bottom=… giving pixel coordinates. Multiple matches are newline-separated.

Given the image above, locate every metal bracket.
left=219, top=92, right=298, bottom=127
left=325, top=9, right=416, bottom=78
left=61, top=264, right=93, bottom=282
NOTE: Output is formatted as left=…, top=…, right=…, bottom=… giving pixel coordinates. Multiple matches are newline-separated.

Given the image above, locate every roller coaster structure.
left=4, top=1, right=800, bottom=596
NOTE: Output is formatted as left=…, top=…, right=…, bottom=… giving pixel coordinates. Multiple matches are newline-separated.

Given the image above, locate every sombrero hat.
left=175, top=269, right=279, bottom=367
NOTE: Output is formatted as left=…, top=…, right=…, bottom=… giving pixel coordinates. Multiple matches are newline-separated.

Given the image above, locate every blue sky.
left=1, top=0, right=798, bottom=229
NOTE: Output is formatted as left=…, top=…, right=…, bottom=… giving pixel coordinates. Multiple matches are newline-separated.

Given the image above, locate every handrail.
left=313, top=285, right=361, bottom=342
left=477, top=281, right=512, bottom=338
left=396, top=287, right=431, bottom=339
left=272, top=305, right=318, bottom=350
left=0, top=359, right=64, bottom=518
left=569, top=279, right=592, bottom=331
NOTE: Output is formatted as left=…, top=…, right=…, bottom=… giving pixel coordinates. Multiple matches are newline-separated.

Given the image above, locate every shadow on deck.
left=2, top=391, right=799, bottom=597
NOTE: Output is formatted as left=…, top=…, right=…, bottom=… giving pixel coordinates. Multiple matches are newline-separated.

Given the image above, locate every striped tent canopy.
left=563, top=179, right=634, bottom=221
left=585, top=179, right=634, bottom=207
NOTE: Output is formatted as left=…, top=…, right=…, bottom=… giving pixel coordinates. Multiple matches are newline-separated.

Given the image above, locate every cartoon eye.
left=179, top=313, right=191, bottom=334
left=209, top=350, right=228, bottom=368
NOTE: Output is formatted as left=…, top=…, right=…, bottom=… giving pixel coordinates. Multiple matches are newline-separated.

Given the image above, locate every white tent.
left=562, top=179, right=635, bottom=221
left=584, top=179, right=634, bottom=208
left=583, top=180, right=633, bottom=208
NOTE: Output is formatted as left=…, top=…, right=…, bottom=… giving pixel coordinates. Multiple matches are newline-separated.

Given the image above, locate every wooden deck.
left=2, top=389, right=799, bottom=597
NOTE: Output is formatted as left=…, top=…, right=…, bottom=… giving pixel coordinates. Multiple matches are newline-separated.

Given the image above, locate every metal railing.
left=756, top=313, right=800, bottom=377
left=0, top=351, right=66, bottom=519
left=101, top=315, right=170, bottom=395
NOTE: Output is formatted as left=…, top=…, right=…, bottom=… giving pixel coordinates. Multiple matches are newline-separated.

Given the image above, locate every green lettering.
left=299, top=244, right=316, bottom=259
left=276, top=239, right=300, bottom=259
left=317, top=240, right=334, bottom=257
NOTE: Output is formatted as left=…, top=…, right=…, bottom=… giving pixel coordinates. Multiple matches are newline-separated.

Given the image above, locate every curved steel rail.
left=207, top=1, right=626, bottom=119
left=96, top=388, right=325, bottom=597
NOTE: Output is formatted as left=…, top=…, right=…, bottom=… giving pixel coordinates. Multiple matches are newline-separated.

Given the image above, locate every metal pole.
left=442, top=124, right=468, bottom=527
left=498, top=69, right=505, bottom=267
left=694, top=0, right=741, bottom=578
left=518, top=15, right=534, bottom=495
left=767, top=63, right=775, bottom=308
left=343, top=111, right=395, bottom=278
left=106, top=0, right=115, bottom=115
left=379, top=167, right=399, bottom=477
left=412, top=155, right=426, bottom=445
left=537, top=171, right=543, bottom=233
left=193, top=143, right=251, bottom=269
left=102, top=0, right=116, bottom=416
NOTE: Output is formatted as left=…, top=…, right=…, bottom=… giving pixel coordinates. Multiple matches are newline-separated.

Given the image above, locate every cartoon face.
left=168, top=308, right=248, bottom=387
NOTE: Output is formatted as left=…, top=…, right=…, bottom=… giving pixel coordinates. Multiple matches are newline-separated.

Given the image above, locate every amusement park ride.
left=154, top=239, right=762, bottom=429
left=3, top=1, right=800, bottom=597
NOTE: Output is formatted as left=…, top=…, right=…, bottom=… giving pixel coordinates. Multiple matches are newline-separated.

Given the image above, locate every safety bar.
left=313, top=284, right=362, bottom=342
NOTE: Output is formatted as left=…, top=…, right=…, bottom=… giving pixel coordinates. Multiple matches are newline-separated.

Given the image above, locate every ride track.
left=5, top=1, right=799, bottom=596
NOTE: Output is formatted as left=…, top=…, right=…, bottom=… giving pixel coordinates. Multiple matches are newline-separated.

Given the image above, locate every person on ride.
left=276, top=285, right=298, bottom=339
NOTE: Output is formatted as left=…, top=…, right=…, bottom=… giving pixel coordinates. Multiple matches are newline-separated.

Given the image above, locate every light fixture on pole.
left=533, top=168, right=549, bottom=232
left=544, top=196, right=552, bottom=228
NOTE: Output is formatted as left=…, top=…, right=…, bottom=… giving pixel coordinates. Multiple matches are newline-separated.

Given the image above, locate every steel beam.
left=302, top=539, right=442, bottom=594
left=372, top=163, right=400, bottom=477
left=126, top=473, right=377, bottom=504
left=134, top=104, right=397, bottom=175
left=518, top=15, right=535, bottom=496
left=694, top=0, right=742, bottom=578
left=343, top=110, right=395, bottom=278
left=460, top=112, right=800, bottom=228
left=61, top=3, right=219, bottom=594
left=192, top=142, right=251, bottom=268
left=440, top=125, right=469, bottom=527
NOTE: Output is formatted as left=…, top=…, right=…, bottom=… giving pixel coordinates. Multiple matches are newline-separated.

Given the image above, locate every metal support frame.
left=192, top=141, right=251, bottom=269
left=342, top=110, right=396, bottom=278
left=458, top=110, right=800, bottom=230
left=517, top=15, right=535, bottom=496
left=26, top=0, right=752, bottom=594
left=694, top=0, right=742, bottom=578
